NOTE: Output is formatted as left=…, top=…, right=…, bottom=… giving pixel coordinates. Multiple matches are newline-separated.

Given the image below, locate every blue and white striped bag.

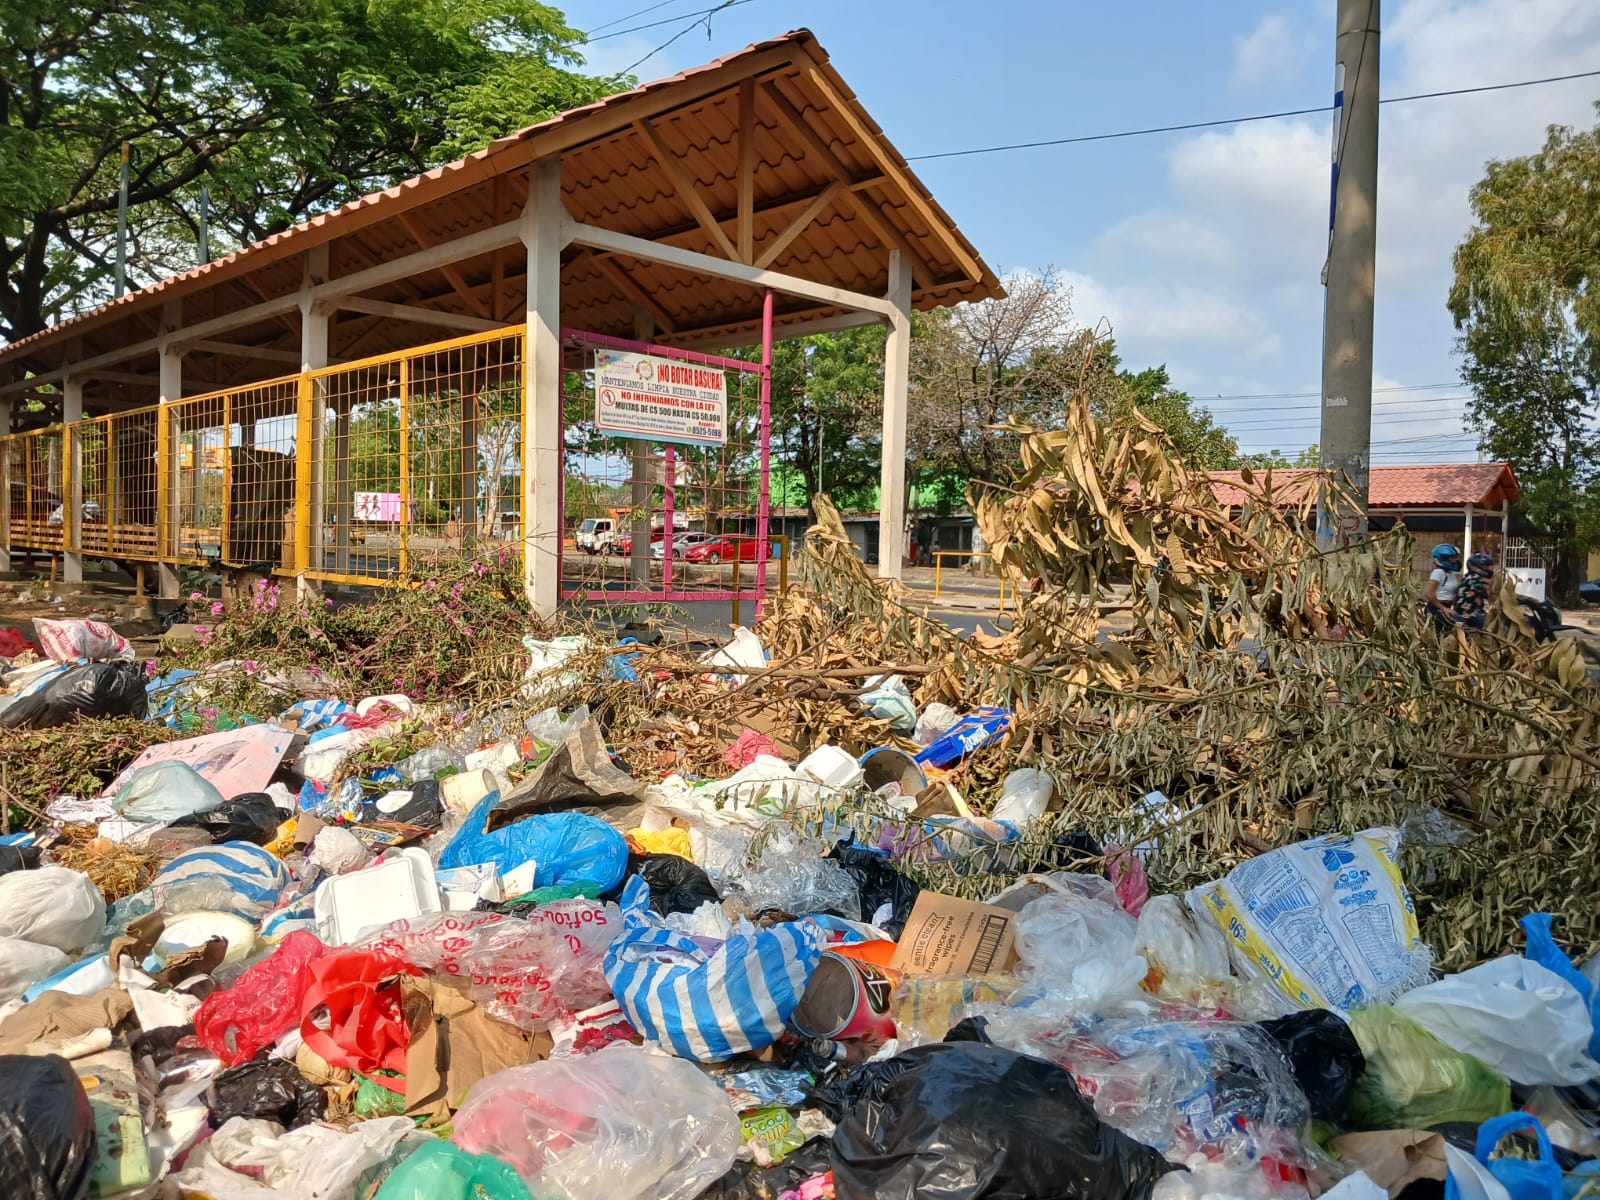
left=153, top=841, right=289, bottom=919
left=603, top=876, right=824, bottom=1062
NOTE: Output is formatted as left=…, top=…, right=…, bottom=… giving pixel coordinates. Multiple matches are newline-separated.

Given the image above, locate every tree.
left=0, top=0, right=616, bottom=341
left=1100, top=347, right=1243, bottom=470
left=1448, top=110, right=1600, bottom=597
left=1243, top=444, right=1320, bottom=469
left=768, top=326, right=885, bottom=514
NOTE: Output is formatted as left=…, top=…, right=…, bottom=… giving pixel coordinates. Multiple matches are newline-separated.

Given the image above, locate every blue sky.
left=561, top=0, right=1600, bottom=463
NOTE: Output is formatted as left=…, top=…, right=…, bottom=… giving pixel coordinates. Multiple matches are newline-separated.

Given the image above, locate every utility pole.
left=1317, top=0, right=1379, bottom=548
left=114, top=142, right=130, bottom=298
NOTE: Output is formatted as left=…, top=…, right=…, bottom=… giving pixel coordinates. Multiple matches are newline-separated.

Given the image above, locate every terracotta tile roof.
left=1208, top=462, right=1521, bottom=509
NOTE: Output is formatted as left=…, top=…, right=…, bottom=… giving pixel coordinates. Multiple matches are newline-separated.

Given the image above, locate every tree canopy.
left=0, top=0, right=616, bottom=341
left=1449, top=108, right=1600, bottom=594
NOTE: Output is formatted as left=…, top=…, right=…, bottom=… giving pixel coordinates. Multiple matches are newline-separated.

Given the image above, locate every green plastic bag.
left=374, top=1140, right=531, bottom=1200
left=1347, top=1005, right=1510, bottom=1129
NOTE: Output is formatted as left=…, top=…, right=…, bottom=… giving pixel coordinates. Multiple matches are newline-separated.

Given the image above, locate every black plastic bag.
left=703, top=1138, right=835, bottom=1200
left=171, top=794, right=281, bottom=845
left=0, top=843, right=41, bottom=875
left=827, top=841, right=919, bottom=939
left=209, top=1056, right=325, bottom=1128
left=0, top=1054, right=96, bottom=1200
left=830, top=1041, right=1178, bottom=1200
left=1259, top=1010, right=1365, bottom=1122
left=639, top=854, right=722, bottom=916
left=0, top=661, right=147, bottom=729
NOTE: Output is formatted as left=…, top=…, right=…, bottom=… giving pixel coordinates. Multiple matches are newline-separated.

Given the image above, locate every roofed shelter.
left=0, top=29, right=1001, bottom=612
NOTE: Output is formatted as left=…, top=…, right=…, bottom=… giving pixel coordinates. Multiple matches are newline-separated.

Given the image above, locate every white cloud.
left=1231, top=14, right=1317, bottom=92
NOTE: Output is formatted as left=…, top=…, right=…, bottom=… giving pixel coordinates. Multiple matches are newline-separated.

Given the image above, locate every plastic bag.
left=732, top=837, right=862, bottom=921
left=0, top=867, right=104, bottom=953
left=452, top=1043, right=742, bottom=1200
left=153, top=841, right=289, bottom=919
left=0, top=1054, right=96, bottom=1200
left=827, top=840, right=920, bottom=939
left=1346, top=1006, right=1511, bottom=1130
left=1134, top=894, right=1234, bottom=1007
left=172, top=1114, right=425, bottom=1200
left=171, top=793, right=282, bottom=845
left=299, top=949, right=419, bottom=1077
left=1520, top=912, right=1600, bottom=1062
left=990, top=768, right=1054, bottom=825
left=112, top=760, right=225, bottom=824
left=0, top=842, right=42, bottom=875
left=1394, top=956, right=1600, bottom=1086
left=913, top=701, right=959, bottom=746
left=1445, top=1113, right=1562, bottom=1200
left=362, top=905, right=619, bottom=1030
left=524, top=704, right=590, bottom=749
left=0, top=936, right=71, bottom=1003
left=702, top=1138, right=834, bottom=1200
left=639, top=855, right=722, bottom=916
left=1187, top=827, right=1432, bottom=1012
left=1013, top=885, right=1147, bottom=1014
left=34, top=618, right=132, bottom=663
left=375, top=1141, right=532, bottom=1200
left=196, top=931, right=328, bottom=1064
left=209, top=1057, right=326, bottom=1128
left=440, top=792, right=628, bottom=890
left=0, top=660, right=146, bottom=728
left=308, top=826, right=372, bottom=874
left=860, top=674, right=916, bottom=732
left=1260, top=1009, right=1365, bottom=1122
left=604, top=876, right=824, bottom=1061
left=830, top=1039, right=1177, bottom=1200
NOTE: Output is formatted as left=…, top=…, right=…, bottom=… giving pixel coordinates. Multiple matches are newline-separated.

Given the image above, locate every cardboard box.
left=889, top=891, right=1018, bottom=976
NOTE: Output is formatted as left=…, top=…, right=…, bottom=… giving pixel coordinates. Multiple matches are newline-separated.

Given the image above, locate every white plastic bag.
left=1442, top=1142, right=1513, bottom=1200
left=1394, top=956, right=1600, bottom=1085
left=34, top=617, right=133, bottom=663
left=914, top=702, right=958, bottom=746
left=309, top=826, right=372, bottom=874
left=171, top=1115, right=426, bottom=1200
left=112, top=760, right=224, bottom=824
left=0, top=867, right=105, bottom=953
left=990, top=768, right=1055, bottom=825
left=452, top=1043, right=741, bottom=1200
left=0, top=936, right=70, bottom=1002
left=860, top=674, right=916, bottom=732
left=1012, top=886, right=1146, bottom=1013
left=524, top=704, right=590, bottom=748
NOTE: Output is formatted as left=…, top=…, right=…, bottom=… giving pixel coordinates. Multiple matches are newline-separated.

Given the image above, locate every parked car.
left=46, top=501, right=103, bottom=526
left=1579, top=579, right=1600, bottom=605
left=652, top=531, right=714, bottom=559
left=614, top=529, right=671, bottom=556
left=574, top=517, right=615, bottom=554
left=684, top=534, right=773, bottom=564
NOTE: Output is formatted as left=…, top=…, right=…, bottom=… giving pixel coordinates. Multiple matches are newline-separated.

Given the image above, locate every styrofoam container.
left=313, top=848, right=441, bottom=946
left=797, top=744, right=864, bottom=791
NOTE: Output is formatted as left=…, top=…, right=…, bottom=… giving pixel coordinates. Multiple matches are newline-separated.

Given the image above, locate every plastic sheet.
left=0, top=1054, right=96, bottom=1200
left=171, top=1114, right=425, bottom=1200
left=209, top=1057, right=326, bottom=1128
left=451, top=1043, right=742, bottom=1200
left=0, top=936, right=70, bottom=1003
left=1012, top=884, right=1146, bottom=1014
left=1346, top=1006, right=1511, bottom=1130
left=196, top=931, right=328, bottom=1064
left=439, top=793, right=629, bottom=890
left=374, top=1141, right=532, bottom=1200
left=362, top=905, right=619, bottom=1030
left=732, top=837, right=862, bottom=921
left=830, top=1039, right=1177, bottom=1200
left=1134, top=893, right=1235, bottom=1009
left=0, top=867, right=104, bottom=953
left=1395, top=955, right=1600, bottom=1086
left=1259, top=1010, right=1365, bottom=1122
left=524, top=704, right=590, bottom=749
left=113, top=760, right=225, bottom=824
left=0, top=660, right=146, bottom=728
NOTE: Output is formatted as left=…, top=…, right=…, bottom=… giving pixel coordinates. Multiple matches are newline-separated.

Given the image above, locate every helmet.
left=1466, top=552, right=1495, bottom=575
left=1431, top=543, right=1462, bottom=570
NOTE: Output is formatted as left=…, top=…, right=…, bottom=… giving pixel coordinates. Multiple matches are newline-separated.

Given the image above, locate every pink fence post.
left=754, top=288, right=774, bottom=615
left=662, top=445, right=675, bottom=589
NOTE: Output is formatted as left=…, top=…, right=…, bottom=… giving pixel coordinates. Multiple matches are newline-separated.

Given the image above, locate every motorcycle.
left=1516, top=594, right=1569, bottom=643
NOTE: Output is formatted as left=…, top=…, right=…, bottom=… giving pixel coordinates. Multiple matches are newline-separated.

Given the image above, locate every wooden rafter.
left=738, top=78, right=756, bottom=264
left=755, top=180, right=846, bottom=269
left=398, top=212, right=493, bottom=319
left=573, top=249, right=679, bottom=334
left=635, top=118, right=741, bottom=262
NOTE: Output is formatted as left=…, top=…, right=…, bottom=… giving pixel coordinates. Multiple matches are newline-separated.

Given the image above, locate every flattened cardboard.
left=101, top=724, right=293, bottom=800
left=889, top=891, right=1018, bottom=976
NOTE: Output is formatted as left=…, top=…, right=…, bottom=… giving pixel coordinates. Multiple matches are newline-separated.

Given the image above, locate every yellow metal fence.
left=1, top=326, right=526, bottom=588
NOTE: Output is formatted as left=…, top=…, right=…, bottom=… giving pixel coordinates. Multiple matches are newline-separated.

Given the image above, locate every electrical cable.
left=905, top=67, right=1600, bottom=161
left=587, top=0, right=693, bottom=37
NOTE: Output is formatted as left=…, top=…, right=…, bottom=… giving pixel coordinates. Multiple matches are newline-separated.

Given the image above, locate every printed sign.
left=594, top=350, right=726, bottom=446
left=1505, top=567, right=1547, bottom=602
left=354, top=491, right=402, bottom=522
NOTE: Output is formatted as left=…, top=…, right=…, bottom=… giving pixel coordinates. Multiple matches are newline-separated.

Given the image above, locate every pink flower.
left=193, top=625, right=208, bottom=635
left=189, top=591, right=203, bottom=601
left=143, top=659, right=158, bottom=678
left=242, top=660, right=259, bottom=672
left=209, top=601, right=224, bottom=616
left=323, top=598, right=333, bottom=609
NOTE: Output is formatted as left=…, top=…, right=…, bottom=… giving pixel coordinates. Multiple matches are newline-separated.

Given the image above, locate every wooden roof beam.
left=572, top=249, right=679, bottom=334
left=635, top=117, right=742, bottom=263
left=333, top=296, right=507, bottom=334
left=397, top=212, right=494, bottom=320
left=755, top=180, right=846, bottom=269
left=180, top=338, right=303, bottom=365
left=738, top=78, right=757, bottom=264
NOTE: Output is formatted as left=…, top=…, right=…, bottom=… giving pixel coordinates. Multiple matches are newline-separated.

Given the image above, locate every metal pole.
left=198, top=183, right=211, bottom=264
left=115, top=142, right=130, bottom=298
left=754, top=288, right=774, bottom=615
left=1317, top=0, right=1379, bottom=549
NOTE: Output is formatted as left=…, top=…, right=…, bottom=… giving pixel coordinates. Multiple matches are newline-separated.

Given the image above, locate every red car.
left=684, top=534, right=772, bottom=564
left=613, top=529, right=670, bottom=555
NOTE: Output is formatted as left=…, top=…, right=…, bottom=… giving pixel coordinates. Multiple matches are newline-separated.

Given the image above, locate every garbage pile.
left=1, top=604, right=1600, bottom=1200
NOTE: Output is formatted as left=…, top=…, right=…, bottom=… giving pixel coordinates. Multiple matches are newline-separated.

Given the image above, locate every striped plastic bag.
left=602, top=876, right=824, bottom=1062
left=153, top=841, right=290, bottom=919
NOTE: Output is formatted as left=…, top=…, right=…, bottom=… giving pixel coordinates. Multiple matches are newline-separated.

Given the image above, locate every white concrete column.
left=0, top=396, right=11, bottom=563
left=877, top=249, right=912, bottom=581
left=300, top=281, right=329, bottom=598
left=158, top=342, right=184, bottom=598
left=521, top=156, right=564, bottom=615
left=630, top=308, right=654, bottom=584
left=62, top=376, right=83, bottom=582
left=1463, top=503, right=1474, bottom=559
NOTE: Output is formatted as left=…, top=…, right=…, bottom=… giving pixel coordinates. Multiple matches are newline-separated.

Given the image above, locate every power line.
left=587, top=0, right=694, bottom=36
left=603, top=0, right=754, bottom=78
left=1205, top=382, right=1456, bottom=403
left=906, top=68, right=1600, bottom=162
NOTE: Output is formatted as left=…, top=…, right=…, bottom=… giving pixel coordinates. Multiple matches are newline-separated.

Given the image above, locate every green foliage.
left=1449, top=108, right=1600, bottom=595
left=1102, top=350, right=1243, bottom=471
left=768, top=325, right=886, bottom=513
left=1245, top=445, right=1320, bottom=469
left=0, top=0, right=617, bottom=338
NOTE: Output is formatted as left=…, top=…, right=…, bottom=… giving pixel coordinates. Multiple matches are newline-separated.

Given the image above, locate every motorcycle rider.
left=1453, top=552, right=1495, bottom=630
left=1423, top=543, right=1462, bottom=628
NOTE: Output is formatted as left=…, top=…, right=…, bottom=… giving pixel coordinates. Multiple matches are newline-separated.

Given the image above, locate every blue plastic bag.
left=604, top=876, right=824, bottom=1061
left=913, top=707, right=1012, bottom=768
left=1521, top=912, right=1600, bottom=1060
left=1445, top=1113, right=1562, bottom=1200
left=439, top=792, right=628, bottom=890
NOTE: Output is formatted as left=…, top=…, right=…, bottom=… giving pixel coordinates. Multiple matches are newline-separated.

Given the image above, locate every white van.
left=575, top=517, right=615, bottom=554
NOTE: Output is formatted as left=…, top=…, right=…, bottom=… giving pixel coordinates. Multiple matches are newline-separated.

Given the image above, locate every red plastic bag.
left=299, top=949, right=419, bottom=1078
left=0, top=628, right=38, bottom=658
left=195, top=931, right=327, bottom=1064
left=33, top=618, right=132, bottom=663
